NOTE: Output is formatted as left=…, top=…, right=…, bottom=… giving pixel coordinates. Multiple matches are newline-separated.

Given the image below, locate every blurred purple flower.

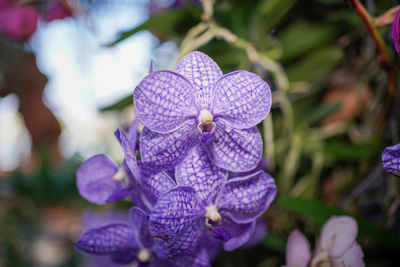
left=285, top=216, right=365, bottom=267
left=76, top=207, right=164, bottom=266
left=241, top=217, right=268, bottom=249
left=149, top=146, right=276, bottom=256
left=0, top=4, right=38, bottom=41
left=43, top=1, right=72, bottom=22
left=382, top=143, right=400, bottom=176
left=134, top=51, right=271, bottom=172
left=392, top=8, right=400, bottom=55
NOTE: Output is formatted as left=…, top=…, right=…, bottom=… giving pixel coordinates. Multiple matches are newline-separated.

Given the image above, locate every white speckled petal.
left=134, top=70, right=197, bottom=133
left=331, top=242, right=365, bottom=267
left=217, top=171, right=277, bottom=224
left=175, top=51, right=223, bottom=110
left=206, top=121, right=263, bottom=172
left=176, top=145, right=228, bottom=205
left=212, top=70, right=271, bottom=129
left=139, top=119, right=198, bottom=171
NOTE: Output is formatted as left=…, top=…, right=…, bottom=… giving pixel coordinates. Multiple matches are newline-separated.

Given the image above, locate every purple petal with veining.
left=286, top=230, right=311, bottom=267
left=114, top=128, right=140, bottom=180
left=75, top=223, right=138, bottom=255
left=176, top=145, right=228, bottom=205
left=129, top=207, right=154, bottom=249
left=382, top=143, right=400, bottom=176
left=217, top=171, right=277, bottom=223
left=109, top=249, right=137, bottom=264
left=206, top=121, right=263, bottom=172
left=222, top=217, right=255, bottom=251
left=139, top=120, right=197, bottom=171
left=139, top=170, right=176, bottom=208
left=212, top=70, right=271, bottom=129
left=134, top=70, right=197, bottom=133
left=76, top=154, right=120, bottom=204
left=175, top=51, right=223, bottom=110
left=154, top=219, right=203, bottom=259
left=149, top=186, right=203, bottom=239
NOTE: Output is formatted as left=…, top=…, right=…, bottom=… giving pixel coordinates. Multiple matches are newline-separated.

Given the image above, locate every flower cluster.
left=0, top=0, right=72, bottom=42
left=75, top=51, right=276, bottom=266
left=285, top=216, right=365, bottom=267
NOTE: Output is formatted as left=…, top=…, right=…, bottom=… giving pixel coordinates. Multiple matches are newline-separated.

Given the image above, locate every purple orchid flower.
left=76, top=127, right=141, bottom=205
left=76, top=207, right=165, bottom=267
left=241, top=217, right=268, bottom=249
left=134, top=51, right=271, bottom=172
left=392, top=8, right=400, bottom=55
left=149, top=145, right=276, bottom=257
left=285, top=216, right=365, bottom=267
left=77, top=207, right=215, bottom=267
left=382, top=143, right=400, bottom=177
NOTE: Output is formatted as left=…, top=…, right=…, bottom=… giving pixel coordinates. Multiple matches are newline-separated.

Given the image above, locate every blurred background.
left=0, top=0, right=400, bottom=266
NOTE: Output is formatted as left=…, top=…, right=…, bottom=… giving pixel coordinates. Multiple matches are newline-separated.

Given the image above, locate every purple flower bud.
left=285, top=230, right=311, bottom=267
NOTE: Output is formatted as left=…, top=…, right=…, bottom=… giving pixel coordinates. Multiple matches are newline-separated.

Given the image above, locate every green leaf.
left=278, top=21, right=338, bottom=62
left=324, top=141, right=371, bottom=161
left=278, top=197, right=400, bottom=248
left=100, top=95, right=132, bottom=112
left=109, top=9, right=196, bottom=46
left=262, top=233, right=287, bottom=253
left=286, top=46, right=343, bottom=83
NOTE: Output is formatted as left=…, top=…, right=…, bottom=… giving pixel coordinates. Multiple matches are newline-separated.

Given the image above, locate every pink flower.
left=43, top=1, right=72, bottom=22
left=0, top=5, right=38, bottom=41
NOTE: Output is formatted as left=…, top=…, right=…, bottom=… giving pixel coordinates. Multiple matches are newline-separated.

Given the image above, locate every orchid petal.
left=176, top=145, right=228, bottom=205
left=140, top=120, right=197, bottom=171
left=76, top=154, right=120, bottom=204
left=382, top=143, right=400, bottom=176
left=217, top=171, right=277, bottom=223
left=134, top=70, right=197, bottom=133
left=206, top=122, right=263, bottom=172
left=286, top=230, right=311, bottom=267
left=212, top=70, right=271, bottom=129
left=175, top=51, right=223, bottom=110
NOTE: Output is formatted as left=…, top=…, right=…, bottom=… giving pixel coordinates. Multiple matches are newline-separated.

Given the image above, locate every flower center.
left=205, top=205, right=221, bottom=224
left=197, top=110, right=216, bottom=143
left=198, top=109, right=213, bottom=124
left=113, top=167, right=129, bottom=187
left=137, top=248, right=151, bottom=263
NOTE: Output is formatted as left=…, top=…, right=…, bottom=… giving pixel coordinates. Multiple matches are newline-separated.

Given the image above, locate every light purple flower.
left=134, top=51, right=271, bottom=172
left=392, top=8, right=400, bottom=55
left=149, top=146, right=277, bottom=257
left=311, top=216, right=364, bottom=267
left=285, top=216, right=365, bottom=267
left=285, top=230, right=311, bottom=267
left=382, top=143, right=400, bottom=177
